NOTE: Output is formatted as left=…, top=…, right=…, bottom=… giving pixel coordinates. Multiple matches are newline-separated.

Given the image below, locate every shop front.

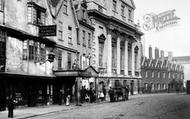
left=1, top=73, right=54, bottom=108
left=53, top=66, right=99, bottom=105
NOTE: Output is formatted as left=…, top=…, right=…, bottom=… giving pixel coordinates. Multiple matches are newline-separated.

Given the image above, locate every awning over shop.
left=54, top=66, right=99, bottom=78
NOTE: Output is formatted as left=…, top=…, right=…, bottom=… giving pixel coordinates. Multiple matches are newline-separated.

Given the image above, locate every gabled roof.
left=47, top=0, right=79, bottom=28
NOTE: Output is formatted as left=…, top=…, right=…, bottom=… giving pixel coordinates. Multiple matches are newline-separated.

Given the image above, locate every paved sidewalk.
left=0, top=93, right=181, bottom=119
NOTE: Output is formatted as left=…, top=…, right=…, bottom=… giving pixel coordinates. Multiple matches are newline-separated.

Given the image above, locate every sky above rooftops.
left=134, top=0, right=190, bottom=57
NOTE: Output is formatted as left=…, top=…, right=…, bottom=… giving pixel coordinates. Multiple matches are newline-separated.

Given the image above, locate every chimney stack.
left=160, top=50, right=164, bottom=61
left=149, top=45, right=152, bottom=59
left=168, top=51, right=173, bottom=61
left=155, top=47, right=159, bottom=59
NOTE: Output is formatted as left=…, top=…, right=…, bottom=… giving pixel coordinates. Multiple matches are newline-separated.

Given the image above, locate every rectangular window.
left=120, top=47, right=124, bottom=69
left=27, top=2, right=46, bottom=25
left=99, top=43, right=104, bottom=66
left=58, top=50, right=62, bottom=70
left=145, top=71, right=148, bottom=78
left=23, top=40, right=28, bottom=60
left=88, top=33, right=91, bottom=48
left=63, top=0, right=68, bottom=14
left=121, top=5, right=125, bottom=16
left=68, top=26, right=72, bottom=44
left=82, top=30, right=86, bottom=47
left=67, top=53, right=72, bottom=70
left=58, top=30, right=63, bottom=41
left=113, top=0, right=117, bottom=11
left=29, top=40, right=34, bottom=60
left=163, top=72, right=165, bottom=78
left=27, top=40, right=46, bottom=62
left=152, top=71, right=154, bottom=78
left=158, top=72, right=160, bottom=78
left=40, top=43, right=46, bottom=61
left=112, top=45, right=117, bottom=68
left=128, top=9, right=133, bottom=23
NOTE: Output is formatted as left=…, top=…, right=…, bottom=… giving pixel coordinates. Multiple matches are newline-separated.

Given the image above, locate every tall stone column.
left=124, top=39, right=128, bottom=76
left=131, top=42, right=136, bottom=76
left=137, top=42, right=141, bottom=73
left=107, top=30, right=112, bottom=75
left=117, top=35, right=121, bottom=75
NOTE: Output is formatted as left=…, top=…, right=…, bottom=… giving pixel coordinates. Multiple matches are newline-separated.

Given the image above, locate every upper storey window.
left=128, top=9, right=133, bottom=23
left=27, top=2, right=46, bottom=25
left=113, top=0, right=117, bottom=12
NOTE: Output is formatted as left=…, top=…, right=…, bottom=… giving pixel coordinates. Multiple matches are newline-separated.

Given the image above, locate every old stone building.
left=86, top=0, right=143, bottom=95
left=0, top=0, right=56, bottom=110
left=141, top=46, right=184, bottom=93
left=172, top=56, right=190, bottom=87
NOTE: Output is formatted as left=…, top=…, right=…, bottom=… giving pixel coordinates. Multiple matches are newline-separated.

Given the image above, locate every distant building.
left=172, top=56, right=190, bottom=87
left=141, top=46, right=184, bottom=93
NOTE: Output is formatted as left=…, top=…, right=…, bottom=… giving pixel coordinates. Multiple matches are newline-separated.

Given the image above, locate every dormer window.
left=27, top=2, right=46, bottom=25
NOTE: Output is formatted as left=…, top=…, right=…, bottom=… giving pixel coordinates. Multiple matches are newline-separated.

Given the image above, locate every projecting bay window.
left=23, top=40, right=46, bottom=62
left=27, top=2, right=46, bottom=25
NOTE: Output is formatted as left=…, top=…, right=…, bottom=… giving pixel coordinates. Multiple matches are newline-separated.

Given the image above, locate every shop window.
left=27, top=2, right=46, bottom=25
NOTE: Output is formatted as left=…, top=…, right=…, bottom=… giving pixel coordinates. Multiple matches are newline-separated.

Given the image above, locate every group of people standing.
left=80, top=86, right=96, bottom=103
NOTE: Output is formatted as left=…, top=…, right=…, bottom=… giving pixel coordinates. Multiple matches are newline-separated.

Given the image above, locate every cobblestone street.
left=1, top=93, right=188, bottom=119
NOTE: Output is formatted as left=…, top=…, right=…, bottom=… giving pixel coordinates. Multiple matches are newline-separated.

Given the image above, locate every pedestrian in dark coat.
left=7, top=95, right=15, bottom=118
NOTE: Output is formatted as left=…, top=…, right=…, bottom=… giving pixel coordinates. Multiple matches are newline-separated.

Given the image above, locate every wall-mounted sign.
left=39, top=25, right=57, bottom=36
left=143, top=9, right=180, bottom=31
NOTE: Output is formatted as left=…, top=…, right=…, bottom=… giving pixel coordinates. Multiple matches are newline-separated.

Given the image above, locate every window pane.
left=67, top=53, right=71, bottom=69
